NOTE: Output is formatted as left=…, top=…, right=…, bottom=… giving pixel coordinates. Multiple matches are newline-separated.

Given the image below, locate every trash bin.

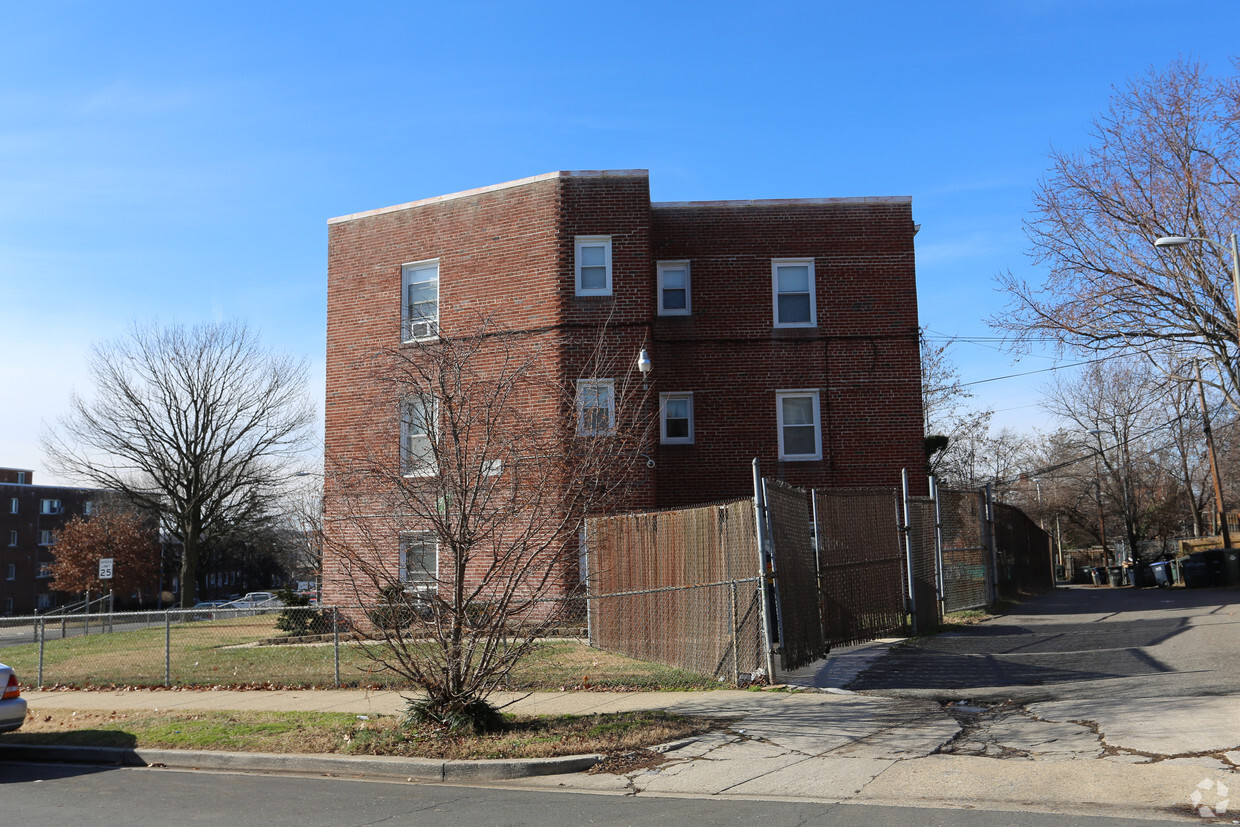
left=1107, top=565, right=1123, bottom=587
left=1131, top=564, right=1155, bottom=588
left=1090, top=566, right=1104, bottom=586
left=1225, top=550, right=1240, bottom=586
left=1181, top=550, right=1224, bottom=588
left=1149, top=562, right=1169, bottom=587
left=1054, top=564, right=1066, bottom=582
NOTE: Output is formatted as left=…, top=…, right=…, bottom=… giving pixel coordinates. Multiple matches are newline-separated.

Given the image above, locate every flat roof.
left=327, top=171, right=911, bottom=225
left=328, top=170, right=650, bottom=225
left=653, top=195, right=911, bottom=209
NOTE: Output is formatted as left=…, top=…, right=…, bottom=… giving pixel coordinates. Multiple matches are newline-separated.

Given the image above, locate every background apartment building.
left=0, top=467, right=105, bottom=614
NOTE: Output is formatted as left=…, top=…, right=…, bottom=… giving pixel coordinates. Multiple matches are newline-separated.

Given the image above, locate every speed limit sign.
left=99, top=558, right=114, bottom=579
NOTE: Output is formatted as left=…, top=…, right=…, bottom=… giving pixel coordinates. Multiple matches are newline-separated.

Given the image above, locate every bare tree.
left=920, top=330, right=994, bottom=478
left=280, top=473, right=323, bottom=591
left=325, top=318, right=651, bottom=731
left=994, top=58, right=1240, bottom=409
left=1040, top=358, right=1199, bottom=559
left=42, top=321, right=315, bottom=607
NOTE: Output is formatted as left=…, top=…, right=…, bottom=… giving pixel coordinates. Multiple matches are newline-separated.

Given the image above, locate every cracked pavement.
left=526, top=586, right=1240, bottom=821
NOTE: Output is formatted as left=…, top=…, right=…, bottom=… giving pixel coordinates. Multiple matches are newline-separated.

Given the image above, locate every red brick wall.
left=322, top=172, right=925, bottom=608
left=649, top=200, right=924, bottom=503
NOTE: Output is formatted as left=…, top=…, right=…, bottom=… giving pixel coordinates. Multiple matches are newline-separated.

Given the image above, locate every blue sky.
left=3, top=1, right=1237, bottom=482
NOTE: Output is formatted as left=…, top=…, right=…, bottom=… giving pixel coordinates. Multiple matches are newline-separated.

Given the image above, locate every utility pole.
left=1194, top=360, right=1232, bottom=549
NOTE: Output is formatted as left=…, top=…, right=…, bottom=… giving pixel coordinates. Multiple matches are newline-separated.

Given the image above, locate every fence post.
left=983, top=484, right=998, bottom=604
left=900, top=469, right=918, bottom=633
left=729, top=580, right=740, bottom=686
left=810, top=489, right=827, bottom=646
left=60, top=614, right=66, bottom=640
left=37, top=617, right=45, bottom=688
left=164, top=610, right=172, bottom=688
left=931, top=476, right=946, bottom=608
left=751, top=459, right=778, bottom=684
left=333, top=607, right=341, bottom=688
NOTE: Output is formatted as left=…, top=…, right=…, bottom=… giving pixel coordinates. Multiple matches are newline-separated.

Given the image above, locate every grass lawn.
left=1, top=617, right=720, bottom=691
left=3, top=708, right=719, bottom=760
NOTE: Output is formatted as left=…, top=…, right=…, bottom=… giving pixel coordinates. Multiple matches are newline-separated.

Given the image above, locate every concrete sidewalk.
left=11, top=686, right=1238, bottom=822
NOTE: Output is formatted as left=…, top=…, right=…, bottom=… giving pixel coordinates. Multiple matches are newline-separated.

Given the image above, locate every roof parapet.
left=328, top=170, right=650, bottom=225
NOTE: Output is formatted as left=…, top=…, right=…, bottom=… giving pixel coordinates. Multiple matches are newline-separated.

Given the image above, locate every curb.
left=0, top=744, right=601, bottom=781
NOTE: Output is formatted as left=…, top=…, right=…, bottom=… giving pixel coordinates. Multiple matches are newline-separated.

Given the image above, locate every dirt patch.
left=588, top=748, right=670, bottom=775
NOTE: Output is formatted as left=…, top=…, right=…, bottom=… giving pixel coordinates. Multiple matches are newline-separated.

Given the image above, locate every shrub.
left=275, top=587, right=329, bottom=636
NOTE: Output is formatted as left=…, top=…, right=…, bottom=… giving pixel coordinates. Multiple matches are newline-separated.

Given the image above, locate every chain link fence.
left=814, top=488, right=909, bottom=648
left=1, top=479, right=1054, bottom=691
left=0, top=602, right=727, bottom=691
left=938, top=488, right=989, bottom=612
left=585, top=499, right=768, bottom=683
left=763, top=479, right=825, bottom=671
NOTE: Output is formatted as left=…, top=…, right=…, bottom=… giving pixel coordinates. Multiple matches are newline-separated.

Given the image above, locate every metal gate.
left=812, top=488, right=910, bottom=648
left=761, top=478, right=826, bottom=671
left=938, top=488, right=990, bottom=612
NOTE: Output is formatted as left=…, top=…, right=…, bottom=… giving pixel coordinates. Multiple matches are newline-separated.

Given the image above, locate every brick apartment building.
left=0, top=467, right=107, bottom=615
left=323, top=170, right=924, bottom=604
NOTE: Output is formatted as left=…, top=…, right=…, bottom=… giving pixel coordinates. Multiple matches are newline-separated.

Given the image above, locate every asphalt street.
left=0, top=762, right=1192, bottom=827
left=828, top=585, right=1240, bottom=702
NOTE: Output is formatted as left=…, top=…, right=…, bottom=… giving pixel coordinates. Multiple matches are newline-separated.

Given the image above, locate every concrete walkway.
left=12, top=685, right=1238, bottom=822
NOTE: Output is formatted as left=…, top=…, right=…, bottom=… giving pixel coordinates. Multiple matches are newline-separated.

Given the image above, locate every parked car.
left=190, top=600, right=229, bottom=620
left=225, top=592, right=282, bottom=610
left=0, top=663, right=27, bottom=733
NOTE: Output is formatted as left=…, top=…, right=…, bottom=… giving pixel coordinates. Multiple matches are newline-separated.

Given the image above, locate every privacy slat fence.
left=586, top=471, right=1052, bottom=684
left=938, top=488, right=990, bottom=612
left=907, top=496, right=942, bottom=635
left=763, top=479, right=825, bottom=671
left=813, top=488, right=909, bottom=649
left=586, top=499, right=765, bottom=683
left=994, top=503, right=1054, bottom=599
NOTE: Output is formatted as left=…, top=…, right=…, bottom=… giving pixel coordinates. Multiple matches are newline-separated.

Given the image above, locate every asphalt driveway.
left=831, top=585, right=1240, bottom=702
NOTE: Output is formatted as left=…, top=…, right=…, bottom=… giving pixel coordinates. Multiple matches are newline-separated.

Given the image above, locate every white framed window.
left=399, top=532, right=438, bottom=593
left=402, top=259, right=440, bottom=342
left=83, top=500, right=94, bottom=516
left=39, top=499, right=61, bottom=515
left=37, top=564, right=51, bottom=579
left=4, top=597, right=11, bottom=614
left=772, top=258, right=816, bottom=328
left=660, top=392, right=694, bottom=444
left=7, top=531, right=15, bottom=547
left=8, top=498, right=16, bottom=514
left=575, top=236, right=612, bottom=296
left=38, top=530, right=55, bottom=546
left=16, top=472, right=25, bottom=484
left=776, top=390, right=822, bottom=461
left=37, top=594, right=51, bottom=610
left=576, top=380, right=615, bottom=435
left=401, top=395, right=438, bottom=476
left=5, top=564, right=13, bottom=581
left=657, top=260, right=690, bottom=315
